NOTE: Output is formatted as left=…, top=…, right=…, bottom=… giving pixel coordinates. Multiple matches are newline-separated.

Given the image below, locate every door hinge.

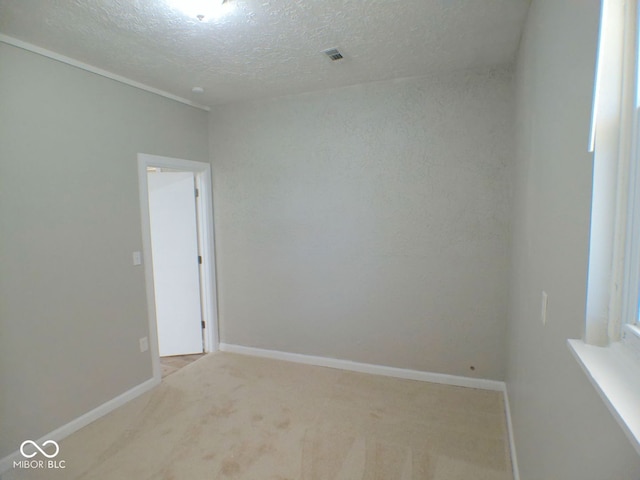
left=201, top=320, right=206, bottom=329
left=198, top=255, right=203, bottom=264
left=195, top=188, right=199, bottom=198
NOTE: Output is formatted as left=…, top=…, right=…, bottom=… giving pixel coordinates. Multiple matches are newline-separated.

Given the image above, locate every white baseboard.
left=503, top=387, right=520, bottom=480
left=0, top=376, right=160, bottom=475
left=0, top=347, right=521, bottom=480
left=219, top=343, right=505, bottom=391
left=220, top=343, right=520, bottom=477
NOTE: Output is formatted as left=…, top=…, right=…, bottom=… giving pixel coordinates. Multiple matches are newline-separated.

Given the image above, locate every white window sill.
left=568, top=338, right=640, bottom=456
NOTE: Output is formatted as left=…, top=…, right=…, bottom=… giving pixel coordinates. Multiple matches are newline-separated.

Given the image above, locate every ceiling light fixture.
left=168, top=0, right=234, bottom=22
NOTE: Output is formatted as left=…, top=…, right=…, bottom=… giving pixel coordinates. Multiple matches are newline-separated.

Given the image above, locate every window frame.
left=568, top=0, right=640, bottom=458
left=622, top=7, right=640, bottom=346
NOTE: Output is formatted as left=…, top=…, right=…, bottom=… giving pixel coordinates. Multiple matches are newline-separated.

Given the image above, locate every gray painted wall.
left=507, top=0, right=640, bottom=478
left=210, top=67, right=514, bottom=380
left=0, top=43, right=209, bottom=459
left=7, top=2, right=640, bottom=476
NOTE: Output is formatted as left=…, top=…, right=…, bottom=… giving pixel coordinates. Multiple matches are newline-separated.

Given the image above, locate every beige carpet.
left=6, top=352, right=513, bottom=479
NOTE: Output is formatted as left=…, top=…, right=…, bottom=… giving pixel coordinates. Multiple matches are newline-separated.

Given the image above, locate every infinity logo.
left=19, top=440, right=59, bottom=459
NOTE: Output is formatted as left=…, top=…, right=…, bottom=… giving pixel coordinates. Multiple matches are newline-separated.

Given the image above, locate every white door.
left=148, top=171, right=203, bottom=356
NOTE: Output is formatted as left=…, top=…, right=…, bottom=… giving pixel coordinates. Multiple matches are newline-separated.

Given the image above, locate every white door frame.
left=137, top=153, right=219, bottom=382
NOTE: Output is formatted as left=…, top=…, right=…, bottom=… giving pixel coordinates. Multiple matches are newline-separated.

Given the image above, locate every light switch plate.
left=132, top=251, right=142, bottom=266
left=541, top=291, right=548, bottom=325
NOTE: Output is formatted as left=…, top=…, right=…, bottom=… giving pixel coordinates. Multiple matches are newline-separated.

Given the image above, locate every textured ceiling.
left=0, top=0, right=530, bottom=106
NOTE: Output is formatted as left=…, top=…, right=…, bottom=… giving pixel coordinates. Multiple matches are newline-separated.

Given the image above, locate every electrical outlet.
left=541, top=291, right=548, bottom=325
left=132, top=251, right=143, bottom=266
left=139, top=337, right=149, bottom=352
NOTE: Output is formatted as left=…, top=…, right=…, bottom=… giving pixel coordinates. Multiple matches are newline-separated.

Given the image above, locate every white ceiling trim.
left=0, top=34, right=210, bottom=112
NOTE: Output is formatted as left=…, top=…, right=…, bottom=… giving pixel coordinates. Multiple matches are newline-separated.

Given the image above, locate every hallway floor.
left=160, top=353, right=206, bottom=378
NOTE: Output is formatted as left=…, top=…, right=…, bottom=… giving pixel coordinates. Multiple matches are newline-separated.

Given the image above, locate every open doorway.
left=137, top=154, right=219, bottom=382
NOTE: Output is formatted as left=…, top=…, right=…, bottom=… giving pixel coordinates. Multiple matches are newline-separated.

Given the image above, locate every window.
left=618, top=2, right=640, bottom=349
left=585, top=0, right=638, bottom=347
left=570, top=0, right=640, bottom=456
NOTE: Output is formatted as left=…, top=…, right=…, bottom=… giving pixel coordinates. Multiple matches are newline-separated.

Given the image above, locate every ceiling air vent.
left=322, top=48, right=344, bottom=61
